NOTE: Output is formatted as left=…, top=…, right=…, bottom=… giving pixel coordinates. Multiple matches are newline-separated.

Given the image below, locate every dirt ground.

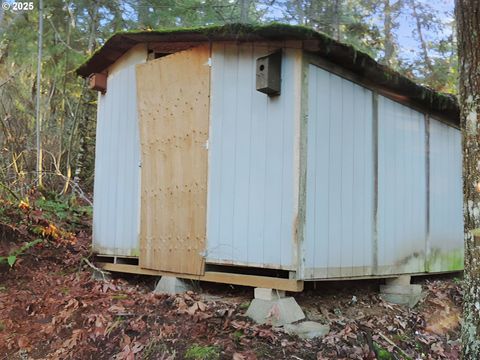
left=0, top=197, right=462, bottom=359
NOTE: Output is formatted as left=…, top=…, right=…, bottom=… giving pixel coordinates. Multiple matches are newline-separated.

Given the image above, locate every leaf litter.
left=0, top=196, right=462, bottom=359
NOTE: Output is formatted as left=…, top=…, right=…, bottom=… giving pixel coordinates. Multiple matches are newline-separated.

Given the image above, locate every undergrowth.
left=0, top=190, right=92, bottom=269
left=185, top=344, right=220, bottom=360
left=0, top=238, right=43, bottom=267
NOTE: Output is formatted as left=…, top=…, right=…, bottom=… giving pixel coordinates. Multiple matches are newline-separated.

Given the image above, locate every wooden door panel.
left=136, top=46, right=210, bottom=275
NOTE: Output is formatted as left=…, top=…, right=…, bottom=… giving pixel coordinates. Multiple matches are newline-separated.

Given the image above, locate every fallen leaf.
left=188, top=302, right=199, bottom=315
left=17, top=336, right=29, bottom=348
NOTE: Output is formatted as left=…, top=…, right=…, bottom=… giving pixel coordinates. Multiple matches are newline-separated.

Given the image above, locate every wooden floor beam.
left=97, top=263, right=304, bottom=292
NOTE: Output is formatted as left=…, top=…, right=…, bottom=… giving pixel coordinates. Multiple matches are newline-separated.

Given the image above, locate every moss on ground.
left=184, top=344, right=220, bottom=360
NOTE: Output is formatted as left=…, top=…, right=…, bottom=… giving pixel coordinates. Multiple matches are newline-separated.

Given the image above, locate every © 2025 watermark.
left=2, top=1, right=35, bottom=11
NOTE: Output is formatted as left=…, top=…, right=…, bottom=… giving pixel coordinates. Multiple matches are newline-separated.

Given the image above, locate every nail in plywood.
left=136, top=45, right=210, bottom=275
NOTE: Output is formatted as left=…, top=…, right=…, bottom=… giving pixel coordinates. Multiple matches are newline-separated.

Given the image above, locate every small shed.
left=78, top=24, right=463, bottom=292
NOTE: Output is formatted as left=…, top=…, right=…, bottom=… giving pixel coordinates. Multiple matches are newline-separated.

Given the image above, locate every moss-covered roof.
left=76, top=23, right=459, bottom=124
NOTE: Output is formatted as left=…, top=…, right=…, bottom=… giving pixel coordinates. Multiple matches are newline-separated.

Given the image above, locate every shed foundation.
left=246, top=288, right=305, bottom=326
left=254, top=287, right=286, bottom=300
left=154, top=276, right=194, bottom=295
left=284, top=321, right=330, bottom=339
left=380, top=276, right=423, bottom=307
left=385, top=275, right=412, bottom=286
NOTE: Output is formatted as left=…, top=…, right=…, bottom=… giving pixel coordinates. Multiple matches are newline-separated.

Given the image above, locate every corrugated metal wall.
left=428, top=119, right=463, bottom=272
left=93, top=43, right=463, bottom=279
left=206, top=43, right=299, bottom=269
left=303, top=65, right=462, bottom=279
left=93, top=46, right=146, bottom=256
left=377, top=96, right=427, bottom=274
left=304, top=65, right=374, bottom=279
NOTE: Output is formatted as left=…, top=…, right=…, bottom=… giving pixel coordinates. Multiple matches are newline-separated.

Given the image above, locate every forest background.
left=0, top=0, right=457, bottom=198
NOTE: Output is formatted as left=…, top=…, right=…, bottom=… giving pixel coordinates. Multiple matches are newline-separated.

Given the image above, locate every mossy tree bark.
left=455, top=0, right=480, bottom=358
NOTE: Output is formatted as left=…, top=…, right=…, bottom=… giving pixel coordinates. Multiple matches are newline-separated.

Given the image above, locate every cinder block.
left=154, top=276, right=193, bottom=295
left=284, top=321, right=330, bottom=339
left=380, top=280, right=423, bottom=308
left=385, top=275, right=411, bottom=286
left=246, top=297, right=305, bottom=326
left=380, top=293, right=422, bottom=308
left=254, top=288, right=286, bottom=300
left=380, top=284, right=422, bottom=295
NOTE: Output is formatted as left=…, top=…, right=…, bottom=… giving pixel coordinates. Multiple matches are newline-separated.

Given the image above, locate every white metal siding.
left=206, top=43, right=298, bottom=269
left=93, top=47, right=145, bottom=256
left=377, top=96, right=427, bottom=274
left=428, top=119, right=463, bottom=271
left=304, top=65, right=374, bottom=279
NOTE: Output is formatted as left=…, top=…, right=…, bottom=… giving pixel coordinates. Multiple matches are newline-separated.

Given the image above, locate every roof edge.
left=76, top=23, right=459, bottom=125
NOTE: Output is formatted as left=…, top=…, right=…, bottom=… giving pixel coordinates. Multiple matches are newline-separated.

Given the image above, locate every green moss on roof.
left=76, top=22, right=459, bottom=125
left=78, top=23, right=336, bottom=71
left=109, top=22, right=325, bottom=38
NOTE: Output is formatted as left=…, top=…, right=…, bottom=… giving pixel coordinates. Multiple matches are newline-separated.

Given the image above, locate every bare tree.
left=35, top=0, right=44, bottom=187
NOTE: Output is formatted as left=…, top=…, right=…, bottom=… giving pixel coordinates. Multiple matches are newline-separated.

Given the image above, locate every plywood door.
left=136, top=46, right=210, bottom=275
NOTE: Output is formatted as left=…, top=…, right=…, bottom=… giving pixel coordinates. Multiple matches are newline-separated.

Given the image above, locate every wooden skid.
left=97, top=262, right=304, bottom=292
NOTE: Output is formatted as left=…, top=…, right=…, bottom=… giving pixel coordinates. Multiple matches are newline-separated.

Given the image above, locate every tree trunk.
left=332, top=0, right=341, bottom=41
left=73, top=114, right=90, bottom=185
left=0, top=2, right=4, bottom=28
left=239, top=0, right=251, bottom=23
left=65, top=0, right=98, bottom=192
left=382, top=0, right=396, bottom=66
left=296, top=0, right=306, bottom=25
left=410, top=0, right=433, bottom=73
left=35, top=0, right=44, bottom=188
left=455, top=0, right=480, bottom=358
